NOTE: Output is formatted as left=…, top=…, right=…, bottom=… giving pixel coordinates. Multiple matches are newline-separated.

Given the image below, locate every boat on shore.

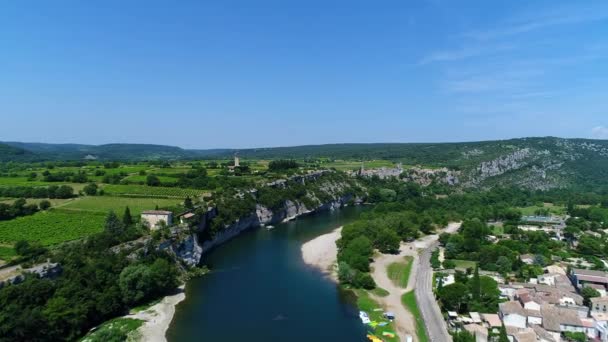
left=359, top=311, right=371, bottom=324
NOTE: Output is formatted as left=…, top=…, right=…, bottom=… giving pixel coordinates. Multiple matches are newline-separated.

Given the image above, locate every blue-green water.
left=167, top=206, right=368, bottom=341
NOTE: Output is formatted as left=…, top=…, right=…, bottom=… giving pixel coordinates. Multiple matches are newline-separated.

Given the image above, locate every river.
left=166, top=206, right=368, bottom=341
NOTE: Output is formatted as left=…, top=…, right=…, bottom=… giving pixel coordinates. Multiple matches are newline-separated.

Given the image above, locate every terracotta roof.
left=482, top=313, right=502, bottom=327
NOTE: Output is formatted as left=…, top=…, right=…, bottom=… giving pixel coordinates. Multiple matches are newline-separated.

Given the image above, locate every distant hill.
left=0, top=143, right=34, bottom=162
left=2, top=137, right=608, bottom=191
left=199, top=137, right=608, bottom=191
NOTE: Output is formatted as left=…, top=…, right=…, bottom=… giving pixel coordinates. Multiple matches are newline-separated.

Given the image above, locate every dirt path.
left=369, top=222, right=461, bottom=342
left=369, top=243, right=417, bottom=341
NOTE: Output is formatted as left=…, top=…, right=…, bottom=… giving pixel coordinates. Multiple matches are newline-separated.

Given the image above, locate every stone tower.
left=234, top=153, right=240, bottom=167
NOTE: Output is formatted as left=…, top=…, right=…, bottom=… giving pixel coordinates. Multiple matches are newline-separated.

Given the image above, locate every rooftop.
left=141, top=210, right=173, bottom=215
left=481, top=313, right=502, bottom=327
left=573, top=268, right=608, bottom=278
left=499, top=301, right=526, bottom=316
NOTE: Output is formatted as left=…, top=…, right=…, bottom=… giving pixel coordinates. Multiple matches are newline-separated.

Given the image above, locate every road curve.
left=415, top=241, right=451, bottom=342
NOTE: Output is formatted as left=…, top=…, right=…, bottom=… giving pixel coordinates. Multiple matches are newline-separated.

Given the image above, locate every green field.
left=518, top=203, right=565, bottom=216
left=0, top=210, right=106, bottom=245
left=449, top=259, right=477, bottom=269
left=387, top=256, right=414, bottom=288
left=401, top=291, right=429, bottom=342
left=0, top=245, right=16, bottom=261
left=355, top=289, right=399, bottom=341
left=58, top=196, right=181, bottom=215
left=123, top=174, right=179, bottom=184
left=101, top=184, right=207, bottom=198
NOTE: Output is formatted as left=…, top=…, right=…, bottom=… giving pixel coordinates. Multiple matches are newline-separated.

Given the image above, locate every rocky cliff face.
left=402, top=167, right=461, bottom=186
left=197, top=194, right=355, bottom=259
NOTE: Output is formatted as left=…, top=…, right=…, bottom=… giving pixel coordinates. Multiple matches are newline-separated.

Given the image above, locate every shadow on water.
left=166, top=206, right=369, bottom=342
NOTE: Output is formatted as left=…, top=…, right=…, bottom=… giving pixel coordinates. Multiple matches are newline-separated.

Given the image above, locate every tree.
left=104, top=211, right=125, bottom=236
left=354, top=272, right=376, bottom=289
left=38, top=200, right=51, bottom=210
left=14, top=240, right=31, bottom=256
left=453, top=331, right=475, bottom=342
left=496, top=256, right=512, bottom=275
left=582, top=287, right=601, bottom=307
left=55, top=185, right=74, bottom=199
left=438, top=232, right=451, bottom=246
left=122, top=206, right=133, bottom=226
left=498, top=323, right=509, bottom=342
left=184, top=196, right=193, bottom=209
left=118, top=264, right=153, bottom=305
left=376, top=228, right=400, bottom=253
left=83, top=183, right=98, bottom=196
left=471, top=265, right=481, bottom=301
left=146, top=174, right=161, bottom=186
left=438, top=283, right=469, bottom=312
left=338, top=261, right=356, bottom=284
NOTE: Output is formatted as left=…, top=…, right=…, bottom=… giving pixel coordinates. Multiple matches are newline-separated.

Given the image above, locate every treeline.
left=0, top=211, right=181, bottom=341
left=0, top=185, right=74, bottom=199
left=268, top=159, right=299, bottom=172
left=0, top=198, right=47, bottom=221
left=41, top=170, right=88, bottom=183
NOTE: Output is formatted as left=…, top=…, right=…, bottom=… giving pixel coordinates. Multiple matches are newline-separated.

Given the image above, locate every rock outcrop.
left=198, top=194, right=355, bottom=258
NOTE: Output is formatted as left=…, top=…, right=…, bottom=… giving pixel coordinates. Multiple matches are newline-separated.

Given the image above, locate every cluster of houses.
left=449, top=265, right=608, bottom=341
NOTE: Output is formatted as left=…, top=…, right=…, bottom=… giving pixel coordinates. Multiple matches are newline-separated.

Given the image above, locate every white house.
left=141, top=210, right=173, bottom=230
left=592, top=297, right=608, bottom=314
left=499, top=301, right=527, bottom=329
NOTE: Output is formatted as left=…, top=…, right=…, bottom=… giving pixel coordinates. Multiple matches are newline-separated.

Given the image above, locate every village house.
left=141, top=210, right=173, bottom=230
left=592, top=297, right=608, bottom=314
left=571, top=268, right=608, bottom=290
left=499, top=301, right=527, bottom=329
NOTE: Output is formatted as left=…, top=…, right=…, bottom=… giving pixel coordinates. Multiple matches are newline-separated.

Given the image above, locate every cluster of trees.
left=83, top=183, right=99, bottom=196
left=0, top=198, right=48, bottom=221
left=0, top=211, right=180, bottom=341
left=0, top=185, right=74, bottom=199
left=102, top=172, right=127, bottom=184
left=439, top=219, right=565, bottom=276
left=268, top=159, right=299, bottom=172
left=41, top=170, right=88, bottom=183
left=437, top=266, right=500, bottom=313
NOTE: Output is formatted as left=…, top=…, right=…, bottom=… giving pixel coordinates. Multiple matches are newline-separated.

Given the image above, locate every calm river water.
left=166, top=206, right=368, bottom=341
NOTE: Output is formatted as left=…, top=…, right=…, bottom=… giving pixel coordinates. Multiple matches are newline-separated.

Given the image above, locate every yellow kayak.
left=367, top=334, right=383, bottom=342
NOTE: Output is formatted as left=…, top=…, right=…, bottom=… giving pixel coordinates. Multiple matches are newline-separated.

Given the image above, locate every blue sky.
left=1, top=0, right=607, bottom=148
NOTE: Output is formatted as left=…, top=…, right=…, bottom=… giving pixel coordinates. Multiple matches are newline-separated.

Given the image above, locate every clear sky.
left=1, top=0, right=607, bottom=148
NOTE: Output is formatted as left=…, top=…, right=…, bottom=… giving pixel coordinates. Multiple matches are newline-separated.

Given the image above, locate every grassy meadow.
left=387, top=256, right=414, bottom=288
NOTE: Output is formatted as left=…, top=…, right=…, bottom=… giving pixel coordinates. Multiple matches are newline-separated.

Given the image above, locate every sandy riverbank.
left=129, top=285, right=186, bottom=342
left=301, top=227, right=342, bottom=281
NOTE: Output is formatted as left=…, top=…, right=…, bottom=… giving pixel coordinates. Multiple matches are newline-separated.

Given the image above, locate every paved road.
left=415, top=241, right=452, bottom=342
